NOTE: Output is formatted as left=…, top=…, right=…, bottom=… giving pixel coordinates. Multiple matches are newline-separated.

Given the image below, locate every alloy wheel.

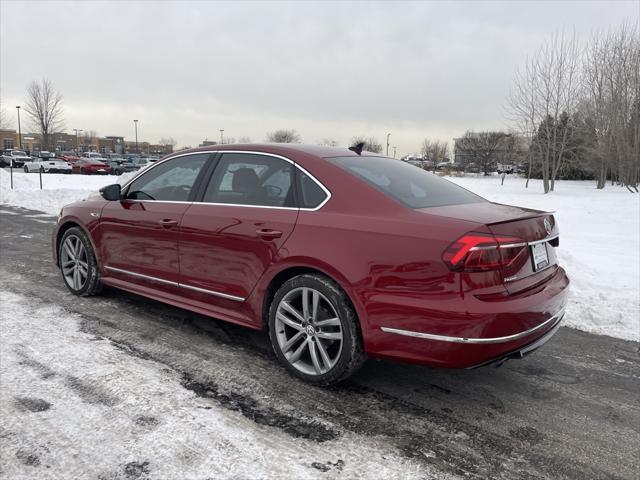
left=275, top=287, right=343, bottom=376
left=60, top=235, right=89, bottom=290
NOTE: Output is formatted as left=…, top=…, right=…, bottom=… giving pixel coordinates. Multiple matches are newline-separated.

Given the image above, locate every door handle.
left=256, top=228, right=282, bottom=240
left=159, top=219, right=179, bottom=227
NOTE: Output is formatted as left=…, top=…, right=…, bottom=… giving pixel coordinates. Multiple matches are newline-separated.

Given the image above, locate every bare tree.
left=507, top=30, right=581, bottom=192
left=350, top=136, right=383, bottom=153
left=583, top=22, right=639, bottom=190
left=266, top=129, right=300, bottom=143
left=318, top=138, right=339, bottom=147
left=24, top=78, right=64, bottom=151
left=455, top=131, right=508, bottom=175
left=158, top=137, right=177, bottom=147
left=0, top=106, right=8, bottom=129
left=237, top=136, right=252, bottom=143
left=421, top=138, right=450, bottom=171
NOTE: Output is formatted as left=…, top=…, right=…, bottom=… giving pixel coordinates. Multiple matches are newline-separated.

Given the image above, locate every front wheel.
left=23, top=166, right=29, bottom=173
left=59, top=227, right=102, bottom=296
left=268, top=274, right=366, bottom=385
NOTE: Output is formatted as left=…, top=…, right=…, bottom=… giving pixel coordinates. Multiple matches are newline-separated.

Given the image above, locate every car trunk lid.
left=422, top=202, right=559, bottom=295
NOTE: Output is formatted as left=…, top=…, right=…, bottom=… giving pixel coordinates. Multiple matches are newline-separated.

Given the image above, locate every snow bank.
left=1, top=168, right=638, bottom=341
left=446, top=175, right=639, bottom=342
left=0, top=169, right=117, bottom=214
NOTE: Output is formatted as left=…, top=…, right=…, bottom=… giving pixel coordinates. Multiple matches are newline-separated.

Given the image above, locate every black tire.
left=268, top=274, right=366, bottom=386
left=58, top=227, right=102, bottom=296
left=40, top=166, right=45, bottom=173
left=80, top=167, right=85, bottom=175
left=23, top=166, right=29, bottom=173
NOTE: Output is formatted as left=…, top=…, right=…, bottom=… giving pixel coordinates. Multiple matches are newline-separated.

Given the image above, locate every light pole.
left=133, top=119, right=139, bottom=153
left=393, top=146, right=397, bottom=158
left=386, top=133, right=391, bottom=156
left=15, top=106, right=22, bottom=149
left=219, top=129, right=224, bottom=144
left=73, top=129, right=83, bottom=153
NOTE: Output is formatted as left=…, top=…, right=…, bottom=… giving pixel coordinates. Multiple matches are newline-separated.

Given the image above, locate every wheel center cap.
left=305, top=325, right=316, bottom=336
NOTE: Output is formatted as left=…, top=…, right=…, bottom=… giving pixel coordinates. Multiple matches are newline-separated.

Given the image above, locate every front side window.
left=203, top=153, right=295, bottom=207
left=125, top=154, right=209, bottom=201
left=329, top=156, right=485, bottom=208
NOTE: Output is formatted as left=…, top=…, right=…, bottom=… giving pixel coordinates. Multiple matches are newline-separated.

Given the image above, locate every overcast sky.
left=1, top=1, right=637, bottom=155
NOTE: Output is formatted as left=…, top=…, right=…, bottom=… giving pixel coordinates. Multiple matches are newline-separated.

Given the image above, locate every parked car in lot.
left=1, top=149, right=32, bottom=167
left=108, top=158, right=140, bottom=175
left=23, top=157, right=72, bottom=174
left=72, top=158, right=110, bottom=175
left=60, top=152, right=82, bottom=163
left=52, top=144, right=569, bottom=385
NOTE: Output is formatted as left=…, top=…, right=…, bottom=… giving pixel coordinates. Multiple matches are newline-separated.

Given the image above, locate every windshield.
left=12, top=151, right=27, bottom=156
left=329, top=156, right=485, bottom=209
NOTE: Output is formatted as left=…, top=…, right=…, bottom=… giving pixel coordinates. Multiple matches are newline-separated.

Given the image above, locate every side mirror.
left=100, top=183, right=122, bottom=201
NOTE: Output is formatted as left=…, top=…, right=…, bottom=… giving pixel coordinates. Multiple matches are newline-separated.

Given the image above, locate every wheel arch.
left=259, top=263, right=367, bottom=339
left=55, top=220, right=100, bottom=267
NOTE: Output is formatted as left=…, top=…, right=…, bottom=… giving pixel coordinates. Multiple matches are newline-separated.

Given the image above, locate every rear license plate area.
left=530, top=242, right=549, bottom=271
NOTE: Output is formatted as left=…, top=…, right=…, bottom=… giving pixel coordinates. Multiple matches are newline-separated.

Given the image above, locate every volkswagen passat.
left=52, top=144, right=569, bottom=385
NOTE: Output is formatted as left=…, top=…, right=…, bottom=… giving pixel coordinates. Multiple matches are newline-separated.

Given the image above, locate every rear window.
left=330, top=156, right=484, bottom=208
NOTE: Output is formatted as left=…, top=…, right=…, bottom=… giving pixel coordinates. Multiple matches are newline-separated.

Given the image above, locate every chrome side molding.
left=380, top=309, right=564, bottom=344
left=104, top=266, right=245, bottom=302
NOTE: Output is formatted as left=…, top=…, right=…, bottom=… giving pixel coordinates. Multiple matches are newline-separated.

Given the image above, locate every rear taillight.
left=442, top=232, right=527, bottom=272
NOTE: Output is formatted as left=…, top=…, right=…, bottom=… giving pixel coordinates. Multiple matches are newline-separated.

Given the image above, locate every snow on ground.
left=0, top=169, right=136, bottom=215
left=0, top=168, right=638, bottom=341
left=0, top=290, right=436, bottom=480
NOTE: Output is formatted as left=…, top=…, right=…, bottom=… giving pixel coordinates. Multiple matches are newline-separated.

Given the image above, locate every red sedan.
left=72, top=158, right=110, bottom=175
left=52, top=144, right=569, bottom=385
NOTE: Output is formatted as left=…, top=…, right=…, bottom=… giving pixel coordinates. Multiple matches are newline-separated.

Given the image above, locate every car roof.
left=167, top=143, right=385, bottom=160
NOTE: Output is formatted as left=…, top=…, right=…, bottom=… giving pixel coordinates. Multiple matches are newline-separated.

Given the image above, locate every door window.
left=202, top=153, right=295, bottom=207
left=125, top=154, right=209, bottom=201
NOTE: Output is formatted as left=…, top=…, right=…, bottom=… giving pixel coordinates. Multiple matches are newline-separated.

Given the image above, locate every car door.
left=97, top=153, right=211, bottom=289
left=178, top=152, right=299, bottom=302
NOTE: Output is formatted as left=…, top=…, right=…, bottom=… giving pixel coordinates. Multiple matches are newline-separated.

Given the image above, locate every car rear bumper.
left=364, top=267, right=569, bottom=368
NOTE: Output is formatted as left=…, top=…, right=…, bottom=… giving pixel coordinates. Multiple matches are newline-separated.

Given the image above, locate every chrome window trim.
left=119, top=150, right=332, bottom=212
left=104, top=266, right=245, bottom=302
left=380, top=309, right=564, bottom=344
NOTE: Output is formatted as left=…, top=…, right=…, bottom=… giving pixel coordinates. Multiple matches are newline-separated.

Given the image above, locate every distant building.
left=199, top=140, right=218, bottom=147
left=0, top=129, right=19, bottom=150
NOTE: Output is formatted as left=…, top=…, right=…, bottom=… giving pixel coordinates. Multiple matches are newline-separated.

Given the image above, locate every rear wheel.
left=59, top=227, right=102, bottom=296
left=268, top=274, right=366, bottom=385
left=80, top=167, right=85, bottom=175
left=23, top=166, right=29, bottom=173
left=39, top=166, right=45, bottom=173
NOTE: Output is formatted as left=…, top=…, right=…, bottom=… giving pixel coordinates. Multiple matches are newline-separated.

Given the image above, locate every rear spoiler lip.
left=485, top=203, right=555, bottom=226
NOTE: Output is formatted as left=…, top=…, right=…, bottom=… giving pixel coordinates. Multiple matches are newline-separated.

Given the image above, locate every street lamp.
left=393, top=146, right=397, bottom=158
left=133, top=119, right=139, bottom=153
left=73, top=129, right=83, bottom=153
left=219, top=129, right=224, bottom=144
left=386, top=133, right=391, bottom=156
left=15, top=106, right=22, bottom=149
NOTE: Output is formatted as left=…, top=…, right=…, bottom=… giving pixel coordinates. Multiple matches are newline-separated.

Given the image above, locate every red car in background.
left=72, top=158, right=110, bottom=175
left=59, top=152, right=81, bottom=163
left=52, top=144, right=569, bottom=385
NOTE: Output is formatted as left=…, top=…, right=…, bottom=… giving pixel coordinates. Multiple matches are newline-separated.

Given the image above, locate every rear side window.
left=203, top=153, right=295, bottom=207
left=297, top=170, right=328, bottom=209
left=329, top=156, right=484, bottom=208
